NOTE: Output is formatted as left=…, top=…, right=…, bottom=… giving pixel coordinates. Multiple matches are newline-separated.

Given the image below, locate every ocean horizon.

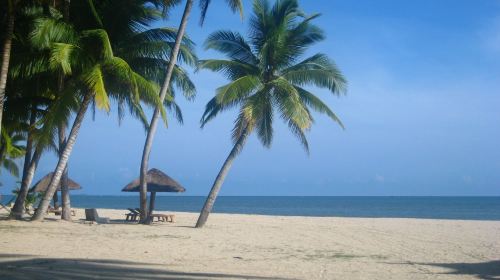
left=3, top=195, right=499, bottom=221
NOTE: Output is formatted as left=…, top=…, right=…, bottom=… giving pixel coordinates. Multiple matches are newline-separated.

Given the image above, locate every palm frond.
left=82, top=65, right=109, bottom=111
left=199, top=0, right=244, bottom=25
left=271, top=77, right=312, bottom=130
left=204, top=31, right=258, bottom=65
left=215, top=75, right=260, bottom=105
left=295, top=86, right=344, bottom=129
left=48, top=43, right=76, bottom=74
left=2, top=159, right=20, bottom=178
left=30, top=17, right=78, bottom=49
left=171, top=65, right=196, bottom=100
left=81, top=29, right=114, bottom=60
left=197, top=59, right=258, bottom=80
left=283, top=53, right=347, bottom=94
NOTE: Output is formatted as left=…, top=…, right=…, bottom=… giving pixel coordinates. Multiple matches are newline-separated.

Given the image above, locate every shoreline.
left=1, top=208, right=499, bottom=279
left=3, top=196, right=499, bottom=221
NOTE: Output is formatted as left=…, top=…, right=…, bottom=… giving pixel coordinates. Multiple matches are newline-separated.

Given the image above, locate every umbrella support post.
left=148, top=192, right=156, bottom=223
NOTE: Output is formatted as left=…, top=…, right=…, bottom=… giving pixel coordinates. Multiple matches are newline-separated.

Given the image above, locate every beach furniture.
left=85, top=208, right=110, bottom=224
left=132, top=207, right=175, bottom=223
left=150, top=213, right=175, bottom=223
left=125, top=208, right=140, bottom=221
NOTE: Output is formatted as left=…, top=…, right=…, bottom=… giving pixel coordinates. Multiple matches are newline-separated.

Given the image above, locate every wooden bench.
left=150, top=213, right=175, bottom=223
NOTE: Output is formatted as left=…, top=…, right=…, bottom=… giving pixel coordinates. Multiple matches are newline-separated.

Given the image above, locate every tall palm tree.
left=0, top=0, right=19, bottom=138
left=31, top=0, right=197, bottom=221
left=31, top=5, right=163, bottom=221
left=5, top=3, right=62, bottom=219
left=138, top=0, right=244, bottom=224
left=195, top=0, right=347, bottom=228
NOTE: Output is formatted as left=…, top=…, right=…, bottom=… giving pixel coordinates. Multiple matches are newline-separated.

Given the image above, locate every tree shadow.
left=416, top=260, right=500, bottom=280
left=0, top=254, right=293, bottom=280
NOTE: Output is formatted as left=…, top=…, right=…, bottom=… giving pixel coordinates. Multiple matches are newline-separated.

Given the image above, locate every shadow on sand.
left=0, top=254, right=292, bottom=280
left=417, top=260, right=500, bottom=280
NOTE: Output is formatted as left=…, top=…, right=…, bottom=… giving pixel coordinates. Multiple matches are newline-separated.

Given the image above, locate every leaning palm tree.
left=137, top=0, right=244, bottom=223
left=195, top=0, right=347, bottom=228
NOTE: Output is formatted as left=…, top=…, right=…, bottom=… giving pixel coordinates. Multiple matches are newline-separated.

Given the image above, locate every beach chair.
left=134, top=208, right=175, bottom=223
left=125, top=208, right=140, bottom=221
left=150, top=213, right=175, bottom=223
left=85, top=208, right=110, bottom=224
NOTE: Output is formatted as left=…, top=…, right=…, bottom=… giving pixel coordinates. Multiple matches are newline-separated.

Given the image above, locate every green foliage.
left=199, top=0, right=347, bottom=152
left=199, top=0, right=244, bottom=25
left=11, top=188, right=43, bottom=209
left=0, top=129, right=26, bottom=178
left=2, top=0, right=198, bottom=184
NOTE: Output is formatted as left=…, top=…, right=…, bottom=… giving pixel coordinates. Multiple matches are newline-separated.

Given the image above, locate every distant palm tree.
left=195, top=0, right=347, bottom=228
left=138, top=0, right=244, bottom=224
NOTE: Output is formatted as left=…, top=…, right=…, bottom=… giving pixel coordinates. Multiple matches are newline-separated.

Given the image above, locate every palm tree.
left=5, top=3, right=61, bottom=218
left=138, top=0, right=244, bottom=224
left=0, top=0, right=19, bottom=138
left=195, top=0, right=347, bottom=228
left=31, top=4, right=163, bottom=221
left=4, top=1, right=189, bottom=219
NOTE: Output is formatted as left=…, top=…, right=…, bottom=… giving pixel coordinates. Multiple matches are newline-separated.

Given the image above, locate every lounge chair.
left=85, top=208, right=110, bottom=224
left=150, top=213, right=175, bottom=223
left=133, top=208, right=175, bottom=223
left=125, top=208, right=140, bottom=221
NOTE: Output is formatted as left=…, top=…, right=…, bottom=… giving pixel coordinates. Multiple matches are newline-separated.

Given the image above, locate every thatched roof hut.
left=122, top=168, right=185, bottom=217
left=122, top=168, right=185, bottom=193
left=30, top=172, right=82, bottom=193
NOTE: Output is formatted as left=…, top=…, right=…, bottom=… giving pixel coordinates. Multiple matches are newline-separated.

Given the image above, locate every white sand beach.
left=0, top=208, right=499, bottom=280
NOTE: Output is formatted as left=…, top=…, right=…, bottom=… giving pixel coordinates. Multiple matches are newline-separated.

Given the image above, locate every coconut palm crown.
left=199, top=0, right=347, bottom=152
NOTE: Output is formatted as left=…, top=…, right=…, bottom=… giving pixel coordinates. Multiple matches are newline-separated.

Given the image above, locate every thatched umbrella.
left=122, top=168, right=185, bottom=215
left=30, top=172, right=82, bottom=192
left=30, top=172, right=81, bottom=208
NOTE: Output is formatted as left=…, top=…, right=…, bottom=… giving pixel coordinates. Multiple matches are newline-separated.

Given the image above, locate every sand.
left=0, top=208, right=499, bottom=280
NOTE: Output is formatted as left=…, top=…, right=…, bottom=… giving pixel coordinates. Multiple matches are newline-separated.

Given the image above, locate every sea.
left=1, top=195, right=500, bottom=221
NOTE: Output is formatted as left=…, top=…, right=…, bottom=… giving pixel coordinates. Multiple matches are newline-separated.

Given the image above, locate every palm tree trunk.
left=10, top=107, right=37, bottom=219
left=0, top=1, right=16, bottom=137
left=59, top=125, right=71, bottom=221
left=32, top=92, right=93, bottom=221
left=139, top=0, right=194, bottom=224
left=195, top=126, right=250, bottom=228
left=12, top=146, right=42, bottom=218
left=59, top=0, right=72, bottom=221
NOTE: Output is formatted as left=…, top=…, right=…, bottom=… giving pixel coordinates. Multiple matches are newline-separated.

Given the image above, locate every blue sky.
left=2, top=0, right=500, bottom=196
